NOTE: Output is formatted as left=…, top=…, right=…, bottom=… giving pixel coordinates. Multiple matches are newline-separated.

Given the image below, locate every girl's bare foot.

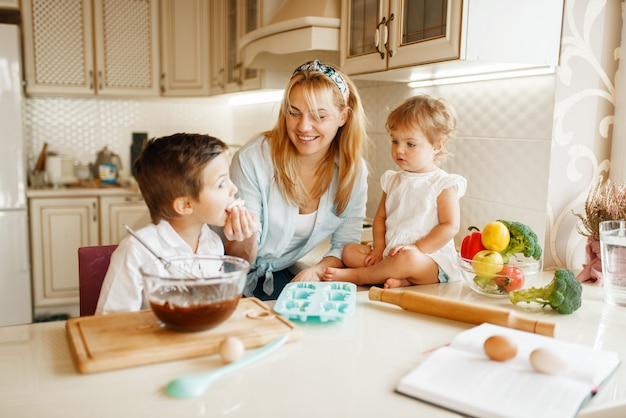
left=323, top=267, right=355, bottom=282
left=384, top=278, right=411, bottom=288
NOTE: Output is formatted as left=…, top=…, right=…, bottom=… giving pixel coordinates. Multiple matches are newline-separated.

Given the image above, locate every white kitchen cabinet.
left=340, top=0, right=564, bottom=80
left=159, top=0, right=210, bottom=96
left=21, top=0, right=160, bottom=97
left=0, top=0, right=18, bottom=8
left=30, top=197, right=99, bottom=308
left=99, top=195, right=151, bottom=245
left=29, top=192, right=149, bottom=311
left=209, top=0, right=263, bottom=95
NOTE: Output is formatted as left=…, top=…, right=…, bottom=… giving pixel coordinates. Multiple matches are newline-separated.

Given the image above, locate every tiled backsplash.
left=23, top=96, right=278, bottom=174
left=357, top=75, right=555, bottom=252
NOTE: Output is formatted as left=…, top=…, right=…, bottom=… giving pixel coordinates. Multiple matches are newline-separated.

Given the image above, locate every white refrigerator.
left=0, top=23, right=33, bottom=326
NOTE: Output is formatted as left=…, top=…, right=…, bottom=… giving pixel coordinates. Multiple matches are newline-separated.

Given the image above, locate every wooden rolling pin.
left=369, top=287, right=556, bottom=337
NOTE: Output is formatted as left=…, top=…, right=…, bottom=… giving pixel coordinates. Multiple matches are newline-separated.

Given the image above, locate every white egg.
left=530, top=347, right=569, bottom=375
left=219, top=336, right=245, bottom=363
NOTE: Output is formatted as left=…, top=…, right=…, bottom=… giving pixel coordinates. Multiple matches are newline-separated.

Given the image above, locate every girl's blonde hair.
left=386, top=95, right=457, bottom=163
left=264, top=61, right=368, bottom=215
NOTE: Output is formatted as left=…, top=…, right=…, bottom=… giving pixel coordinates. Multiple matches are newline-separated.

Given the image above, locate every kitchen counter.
left=1, top=277, right=625, bottom=418
left=27, top=185, right=141, bottom=198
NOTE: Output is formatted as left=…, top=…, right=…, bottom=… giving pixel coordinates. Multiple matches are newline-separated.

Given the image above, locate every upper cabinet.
left=209, top=0, right=263, bottom=95
left=340, top=0, right=564, bottom=81
left=22, top=0, right=161, bottom=97
left=160, top=0, right=210, bottom=96
left=0, top=0, right=18, bottom=8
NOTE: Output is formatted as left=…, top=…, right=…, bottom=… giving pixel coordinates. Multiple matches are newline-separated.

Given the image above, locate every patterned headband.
left=292, top=60, right=349, bottom=104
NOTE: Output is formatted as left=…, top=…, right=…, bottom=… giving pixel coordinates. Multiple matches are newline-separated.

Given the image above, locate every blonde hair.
left=264, top=62, right=368, bottom=215
left=386, top=95, right=457, bottom=163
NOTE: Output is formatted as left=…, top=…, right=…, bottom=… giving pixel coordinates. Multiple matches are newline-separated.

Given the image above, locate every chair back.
left=78, top=245, right=117, bottom=316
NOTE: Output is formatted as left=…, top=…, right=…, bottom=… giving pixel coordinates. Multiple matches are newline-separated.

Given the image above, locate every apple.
left=471, top=250, right=504, bottom=279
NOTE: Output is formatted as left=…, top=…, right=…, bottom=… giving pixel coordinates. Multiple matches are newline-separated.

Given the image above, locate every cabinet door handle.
left=88, top=70, right=94, bottom=90
left=161, top=73, right=166, bottom=93
left=375, top=17, right=387, bottom=59
left=124, top=196, right=144, bottom=203
left=233, top=63, right=243, bottom=86
left=92, top=201, right=97, bottom=222
left=97, top=70, right=103, bottom=90
left=215, top=68, right=224, bottom=89
left=384, top=14, right=395, bottom=58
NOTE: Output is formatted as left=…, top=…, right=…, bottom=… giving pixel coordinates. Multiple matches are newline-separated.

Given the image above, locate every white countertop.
left=26, top=185, right=141, bottom=198
left=1, top=276, right=625, bottom=418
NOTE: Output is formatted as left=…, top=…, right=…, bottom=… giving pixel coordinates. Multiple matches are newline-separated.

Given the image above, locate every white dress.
left=381, top=169, right=467, bottom=281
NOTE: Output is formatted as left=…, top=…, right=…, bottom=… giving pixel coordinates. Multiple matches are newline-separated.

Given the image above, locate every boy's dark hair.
left=134, top=133, right=227, bottom=223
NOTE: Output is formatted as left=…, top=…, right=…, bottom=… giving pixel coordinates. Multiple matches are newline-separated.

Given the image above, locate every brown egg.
left=483, top=335, right=518, bottom=361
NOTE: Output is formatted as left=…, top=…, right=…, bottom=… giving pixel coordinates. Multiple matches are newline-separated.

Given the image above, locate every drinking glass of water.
left=600, top=220, right=626, bottom=306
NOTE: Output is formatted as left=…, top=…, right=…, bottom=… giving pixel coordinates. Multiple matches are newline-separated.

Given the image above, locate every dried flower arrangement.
left=573, top=177, right=626, bottom=285
left=574, top=178, right=626, bottom=240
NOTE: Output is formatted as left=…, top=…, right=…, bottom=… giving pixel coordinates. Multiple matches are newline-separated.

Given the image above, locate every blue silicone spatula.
left=165, top=335, right=288, bottom=399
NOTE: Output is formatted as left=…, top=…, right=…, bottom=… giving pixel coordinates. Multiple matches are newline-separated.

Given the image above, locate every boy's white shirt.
left=95, top=220, right=224, bottom=314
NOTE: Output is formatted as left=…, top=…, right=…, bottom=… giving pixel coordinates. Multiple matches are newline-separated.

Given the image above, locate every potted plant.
left=574, top=178, right=626, bottom=284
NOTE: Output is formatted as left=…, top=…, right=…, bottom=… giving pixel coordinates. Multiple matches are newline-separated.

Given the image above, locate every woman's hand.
left=291, top=265, right=324, bottom=282
left=292, top=256, right=344, bottom=282
left=223, top=205, right=259, bottom=242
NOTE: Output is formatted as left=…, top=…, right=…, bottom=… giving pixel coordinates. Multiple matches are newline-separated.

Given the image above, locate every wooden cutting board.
left=66, top=298, right=300, bottom=374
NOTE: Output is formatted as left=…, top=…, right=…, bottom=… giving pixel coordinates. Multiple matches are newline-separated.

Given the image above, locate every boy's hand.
left=224, top=205, right=259, bottom=242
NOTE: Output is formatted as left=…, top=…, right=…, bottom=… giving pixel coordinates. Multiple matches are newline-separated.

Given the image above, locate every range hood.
left=239, top=0, right=341, bottom=71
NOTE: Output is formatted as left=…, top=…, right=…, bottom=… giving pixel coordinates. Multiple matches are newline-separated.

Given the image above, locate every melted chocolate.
left=149, top=286, right=241, bottom=332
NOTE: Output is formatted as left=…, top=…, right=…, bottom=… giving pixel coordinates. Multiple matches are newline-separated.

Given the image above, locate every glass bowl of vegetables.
left=457, top=251, right=541, bottom=298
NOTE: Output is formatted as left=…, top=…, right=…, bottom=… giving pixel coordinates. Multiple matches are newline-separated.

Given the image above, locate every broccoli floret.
left=509, top=268, right=582, bottom=314
left=497, top=219, right=543, bottom=263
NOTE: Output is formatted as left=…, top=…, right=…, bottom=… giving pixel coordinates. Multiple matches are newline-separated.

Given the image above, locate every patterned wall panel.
left=546, top=0, right=622, bottom=273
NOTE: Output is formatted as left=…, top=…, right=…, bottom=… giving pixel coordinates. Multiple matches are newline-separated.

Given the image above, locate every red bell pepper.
left=460, top=226, right=486, bottom=259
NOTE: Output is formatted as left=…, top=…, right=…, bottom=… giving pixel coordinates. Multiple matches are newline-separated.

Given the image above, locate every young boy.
left=96, top=133, right=258, bottom=314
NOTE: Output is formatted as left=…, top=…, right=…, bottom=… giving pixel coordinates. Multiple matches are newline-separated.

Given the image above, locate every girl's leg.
left=341, top=243, right=373, bottom=267
left=324, top=246, right=439, bottom=285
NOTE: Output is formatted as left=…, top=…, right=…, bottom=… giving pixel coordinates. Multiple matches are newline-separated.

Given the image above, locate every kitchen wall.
left=23, top=0, right=622, bottom=277
left=24, top=95, right=281, bottom=173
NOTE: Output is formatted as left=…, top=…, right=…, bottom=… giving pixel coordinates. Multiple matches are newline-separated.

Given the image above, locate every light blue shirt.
left=230, top=136, right=368, bottom=296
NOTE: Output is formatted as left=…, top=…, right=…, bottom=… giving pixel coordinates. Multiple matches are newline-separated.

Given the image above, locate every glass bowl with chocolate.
left=141, top=255, right=250, bottom=332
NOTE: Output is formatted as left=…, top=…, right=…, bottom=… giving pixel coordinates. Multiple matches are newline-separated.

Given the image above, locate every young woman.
left=224, top=60, right=369, bottom=300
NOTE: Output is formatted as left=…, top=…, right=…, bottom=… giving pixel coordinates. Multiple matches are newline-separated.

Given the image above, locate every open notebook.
left=397, top=323, right=620, bottom=418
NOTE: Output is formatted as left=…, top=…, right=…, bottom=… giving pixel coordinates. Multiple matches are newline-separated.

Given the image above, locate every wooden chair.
left=78, top=245, right=117, bottom=316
